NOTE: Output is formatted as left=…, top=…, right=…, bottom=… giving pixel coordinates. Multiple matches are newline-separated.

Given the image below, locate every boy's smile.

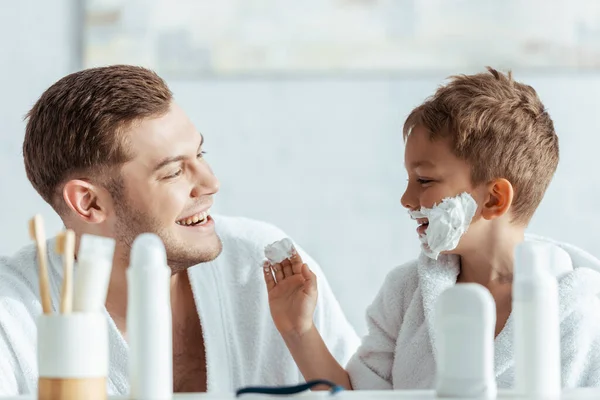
left=416, top=218, right=429, bottom=236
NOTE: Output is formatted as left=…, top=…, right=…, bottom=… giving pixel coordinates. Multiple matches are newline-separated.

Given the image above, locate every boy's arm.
left=296, top=246, right=361, bottom=368
left=263, top=248, right=353, bottom=389
left=344, top=292, right=396, bottom=389
left=345, top=264, right=418, bottom=390
left=281, top=264, right=406, bottom=390
left=282, top=325, right=353, bottom=389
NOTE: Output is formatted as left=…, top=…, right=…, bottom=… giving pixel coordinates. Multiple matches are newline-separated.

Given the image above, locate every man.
left=0, top=65, right=360, bottom=395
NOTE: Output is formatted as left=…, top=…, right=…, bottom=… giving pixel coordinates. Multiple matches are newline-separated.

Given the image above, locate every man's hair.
left=23, top=65, right=173, bottom=213
left=403, top=67, right=559, bottom=224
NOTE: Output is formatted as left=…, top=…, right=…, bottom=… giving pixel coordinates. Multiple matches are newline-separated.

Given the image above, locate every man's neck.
left=104, top=249, right=195, bottom=338
left=104, top=250, right=130, bottom=337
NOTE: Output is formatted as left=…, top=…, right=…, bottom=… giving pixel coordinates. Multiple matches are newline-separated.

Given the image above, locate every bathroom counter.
left=4, top=389, right=600, bottom=399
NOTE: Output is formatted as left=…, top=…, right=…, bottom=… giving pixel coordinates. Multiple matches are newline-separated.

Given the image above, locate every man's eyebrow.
left=152, top=155, right=186, bottom=172
left=152, top=134, right=204, bottom=172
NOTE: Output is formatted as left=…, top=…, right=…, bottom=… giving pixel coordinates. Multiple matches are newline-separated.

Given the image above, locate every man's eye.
left=417, top=178, right=433, bottom=184
left=165, top=169, right=182, bottom=179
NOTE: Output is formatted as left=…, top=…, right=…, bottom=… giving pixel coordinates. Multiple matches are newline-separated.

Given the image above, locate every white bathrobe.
left=0, top=215, right=360, bottom=396
left=346, top=235, right=600, bottom=390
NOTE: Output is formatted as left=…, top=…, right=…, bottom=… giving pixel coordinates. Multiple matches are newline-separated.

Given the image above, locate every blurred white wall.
left=0, top=0, right=76, bottom=257
left=2, top=1, right=600, bottom=334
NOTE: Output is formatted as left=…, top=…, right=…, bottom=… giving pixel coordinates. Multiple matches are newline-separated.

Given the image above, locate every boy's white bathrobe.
left=0, top=215, right=360, bottom=396
left=347, top=234, right=600, bottom=390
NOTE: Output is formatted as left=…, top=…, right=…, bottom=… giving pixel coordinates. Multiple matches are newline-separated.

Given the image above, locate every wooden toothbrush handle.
left=59, top=231, right=76, bottom=314
left=37, top=244, right=52, bottom=314
left=60, top=261, right=72, bottom=314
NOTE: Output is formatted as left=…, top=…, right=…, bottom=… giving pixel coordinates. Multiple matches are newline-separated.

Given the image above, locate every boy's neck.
left=457, top=225, right=525, bottom=288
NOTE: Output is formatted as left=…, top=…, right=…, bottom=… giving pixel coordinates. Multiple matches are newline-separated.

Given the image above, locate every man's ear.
left=62, top=179, right=112, bottom=224
left=480, top=178, right=514, bottom=220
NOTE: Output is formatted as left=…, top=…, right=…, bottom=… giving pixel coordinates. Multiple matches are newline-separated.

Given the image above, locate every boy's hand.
left=263, top=247, right=318, bottom=338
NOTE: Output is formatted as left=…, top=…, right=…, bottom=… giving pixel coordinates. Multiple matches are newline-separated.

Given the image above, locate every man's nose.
left=191, top=162, right=220, bottom=197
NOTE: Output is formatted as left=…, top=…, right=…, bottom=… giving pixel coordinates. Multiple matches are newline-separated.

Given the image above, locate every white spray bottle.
left=127, top=233, right=173, bottom=400
left=74, top=234, right=115, bottom=313
left=513, top=241, right=563, bottom=398
left=434, top=283, right=497, bottom=398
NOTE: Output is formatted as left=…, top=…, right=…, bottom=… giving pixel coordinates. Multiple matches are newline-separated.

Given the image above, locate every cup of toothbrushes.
left=37, top=313, right=108, bottom=400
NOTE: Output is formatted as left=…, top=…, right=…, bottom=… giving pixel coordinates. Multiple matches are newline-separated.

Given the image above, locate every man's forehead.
left=125, top=110, right=200, bottom=156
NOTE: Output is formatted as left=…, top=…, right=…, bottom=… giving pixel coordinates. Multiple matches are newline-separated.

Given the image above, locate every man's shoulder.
left=0, top=246, right=41, bottom=395
left=0, top=243, right=43, bottom=305
left=0, top=243, right=38, bottom=281
left=0, top=244, right=41, bottom=344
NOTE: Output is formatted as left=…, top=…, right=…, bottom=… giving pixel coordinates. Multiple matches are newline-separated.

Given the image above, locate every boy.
left=263, top=67, right=600, bottom=389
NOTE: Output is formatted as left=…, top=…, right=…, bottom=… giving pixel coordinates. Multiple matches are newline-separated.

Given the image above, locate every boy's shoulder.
left=559, top=290, right=600, bottom=387
left=384, top=259, right=420, bottom=287
left=371, top=259, right=421, bottom=309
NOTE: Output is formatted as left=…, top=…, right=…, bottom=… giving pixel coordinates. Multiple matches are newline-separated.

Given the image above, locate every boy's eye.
left=197, top=151, right=206, bottom=158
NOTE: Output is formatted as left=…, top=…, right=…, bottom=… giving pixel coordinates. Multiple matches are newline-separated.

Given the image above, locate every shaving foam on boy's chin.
left=408, top=192, right=477, bottom=260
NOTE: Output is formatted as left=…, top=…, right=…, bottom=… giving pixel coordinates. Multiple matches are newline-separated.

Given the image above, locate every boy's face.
left=401, top=125, right=488, bottom=254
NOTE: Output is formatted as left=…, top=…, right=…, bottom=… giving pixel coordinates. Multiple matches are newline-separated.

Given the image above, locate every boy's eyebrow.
left=409, top=160, right=435, bottom=169
left=152, top=134, right=204, bottom=172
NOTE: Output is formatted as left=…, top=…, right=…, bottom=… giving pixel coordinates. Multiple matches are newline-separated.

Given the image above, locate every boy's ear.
left=481, top=178, right=514, bottom=220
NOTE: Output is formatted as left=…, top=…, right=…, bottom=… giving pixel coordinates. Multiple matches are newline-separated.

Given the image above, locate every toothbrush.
left=55, top=229, right=76, bottom=314
left=28, top=214, right=52, bottom=314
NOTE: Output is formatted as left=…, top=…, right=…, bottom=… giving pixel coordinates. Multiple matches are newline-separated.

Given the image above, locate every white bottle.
left=127, top=233, right=173, bottom=400
left=434, top=283, right=497, bottom=398
left=513, top=241, right=563, bottom=398
left=74, top=234, right=115, bottom=313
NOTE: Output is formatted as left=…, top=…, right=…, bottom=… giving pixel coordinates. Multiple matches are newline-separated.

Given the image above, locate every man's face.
left=401, top=125, right=488, bottom=254
left=111, top=101, right=222, bottom=272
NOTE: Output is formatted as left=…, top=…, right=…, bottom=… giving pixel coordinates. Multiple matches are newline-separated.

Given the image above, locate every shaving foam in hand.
left=409, top=192, right=477, bottom=260
left=264, top=238, right=294, bottom=264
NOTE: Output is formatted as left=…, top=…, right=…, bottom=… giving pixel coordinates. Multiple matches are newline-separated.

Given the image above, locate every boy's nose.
left=401, top=188, right=418, bottom=210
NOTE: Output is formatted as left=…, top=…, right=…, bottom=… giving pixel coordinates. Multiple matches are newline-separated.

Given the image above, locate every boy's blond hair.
left=403, top=67, right=559, bottom=224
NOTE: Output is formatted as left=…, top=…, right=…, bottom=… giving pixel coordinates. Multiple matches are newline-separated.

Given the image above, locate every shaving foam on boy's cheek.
left=408, top=192, right=477, bottom=260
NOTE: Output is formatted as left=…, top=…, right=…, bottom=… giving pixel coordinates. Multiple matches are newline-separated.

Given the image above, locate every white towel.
left=346, top=235, right=600, bottom=390
left=0, top=215, right=360, bottom=396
